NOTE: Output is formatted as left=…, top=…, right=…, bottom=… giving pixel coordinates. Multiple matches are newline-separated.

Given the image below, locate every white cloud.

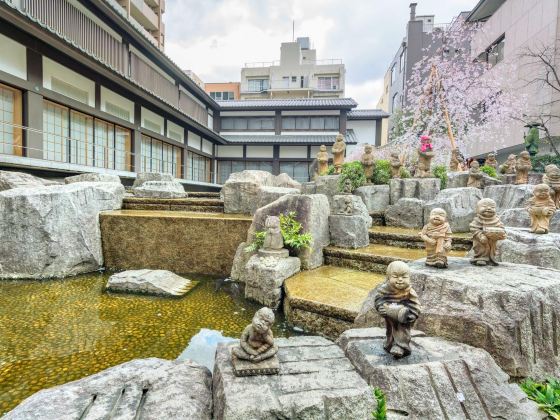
left=346, top=79, right=385, bottom=108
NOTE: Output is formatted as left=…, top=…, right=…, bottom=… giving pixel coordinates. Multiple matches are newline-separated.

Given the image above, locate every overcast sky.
left=163, top=0, right=475, bottom=108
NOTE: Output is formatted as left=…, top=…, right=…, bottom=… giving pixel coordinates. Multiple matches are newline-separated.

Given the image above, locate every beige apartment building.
left=116, top=0, right=165, bottom=49
left=240, top=37, right=345, bottom=99
left=205, top=82, right=241, bottom=101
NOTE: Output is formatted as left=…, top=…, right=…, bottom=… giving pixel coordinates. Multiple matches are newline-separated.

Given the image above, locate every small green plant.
left=373, top=160, right=391, bottom=185
left=531, top=155, right=560, bottom=173
left=432, top=164, right=448, bottom=189
left=245, top=211, right=312, bottom=253
left=371, top=387, right=387, bottom=420
left=520, top=378, right=560, bottom=418
left=327, top=165, right=336, bottom=175
left=338, top=161, right=366, bottom=191
left=399, top=167, right=411, bottom=179
left=480, top=165, right=498, bottom=178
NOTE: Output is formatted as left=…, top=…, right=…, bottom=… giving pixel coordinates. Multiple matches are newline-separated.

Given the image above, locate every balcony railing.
left=243, top=58, right=343, bottom=68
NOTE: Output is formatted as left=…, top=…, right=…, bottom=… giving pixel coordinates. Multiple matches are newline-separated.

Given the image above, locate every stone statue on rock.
left=332, top=134, right=346, bottom=175
left=343, top=195, right=354, bottom=215
left=466, top=161, right=484, bottom=189
left=543, top=164, right=560, bottom=208
left=419, top=208, right=452, bottom=268
left=416, top=135, right=434, bottom=178
left=361, top=144, right=375, bottom=183
left=316, top=145, right=330, bottom=178
left=374, top=261, right=421, bottom=359
left=449, top=148, right=464, bottom=172
left=259, top=216, right=288, bottom=258
left=515, top=151, right=532, bottom=185
left=342, top=178, right=353, bottom=195
left=484, top=153, right=498, bottom=169
left=526, top=184, right=556, bottom=234
left=499, top=154, right=516, bottom=175
left=469, top=198, right=507, bottom=266
left=390, top=152, right=402, bottom=178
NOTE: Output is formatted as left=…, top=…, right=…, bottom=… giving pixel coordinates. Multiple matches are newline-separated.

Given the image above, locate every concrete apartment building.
left=116, top=0, right=165, bottom=50
left=205, top=82, right=241, bottom=101
left=240, top=37, right=346, bottom=100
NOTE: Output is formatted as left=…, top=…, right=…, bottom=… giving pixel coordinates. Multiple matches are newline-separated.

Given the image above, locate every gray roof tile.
left=218, top=98, right=358, bottom=109
left=222, top=130, right=357, bottom=144
left=347, top=109, right=390, bottom=119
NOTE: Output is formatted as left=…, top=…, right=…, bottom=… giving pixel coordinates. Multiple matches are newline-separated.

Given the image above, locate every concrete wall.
left=347, top=119, right=377, bottom=145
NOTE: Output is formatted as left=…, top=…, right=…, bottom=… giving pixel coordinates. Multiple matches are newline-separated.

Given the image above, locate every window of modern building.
left=390, top=64, right=396, bottom=85
left=478, top=35, right=505, bottom=67
left=141, top=135, right=181, bottom=177
left=279, top=161, right=310, bottom=183
left=210, top=91, right=235, bottom=101
left=391, top=93, right=399, bottom=111
left=187, top=151, right=212, bottom=183
left=247, top=79, right=269, bottom=92
left=217, top=160, right=272, bottom=184
left=0, top=83, right=23, bottom=156
left=399, top=49, right=405, bottom=72
left=221, top=117, right=274, bottom=131
left=94, top=119, right=132, bottom=170
left=317, top=76, right=339, bottom=90
left=282, top=116, right=339, bottom=131
left=167, top=120, right=185, bottom=142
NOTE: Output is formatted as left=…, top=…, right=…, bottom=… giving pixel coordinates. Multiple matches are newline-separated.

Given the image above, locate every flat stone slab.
left=4, top=358, right=212, bottom=420
left=329, top=214, right=370, bottom=248
left=231, top=351, right=280, bottom=377
left=356, top=257, right=560, bottom=380
left=106, top=269, right=195, bottom=296
left=65, top=173, right=121, bottom=184
left=132, top=180, right=187, bottom=199
left=337, top=328, right=541, bottom=419
left=483, top=184, right=534, bottom=212
left=497, top=228, right=560, bottom=269
left=213, top=336, right=376, bottom=420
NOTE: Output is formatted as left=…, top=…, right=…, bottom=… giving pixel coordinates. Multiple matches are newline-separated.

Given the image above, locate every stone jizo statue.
left=263, top=216, right=283, bottom=250
left=361, top=144, right=375, bottom=183
left=467, top=161, right=483, bottom=189
left=485, top=153, right=498, bottom=169
left=316, top=145, right=329, bottom=177
left=416, top=135, right=434, bottom=178
left=469, top=198, right=507, bottom=266
left=419, top=208, right=452, bottom=268
left=449, top=148, right=464, bottom=172
left=342, top=178, right=353, bottom=195
left=332, top=134, right=346, bottom=175
left=390, top=152, right=402, bottom=178
left=374, top=261, right=421, bottom=359
left=543, top=164, right=560, bottom=208
left=499, top=154, right=516, bottom=175
left=526, top=184, right=556, bottom=234
left=515, top=151, right=532, bottom=185
left=343, top=195, right=354, bottom=215
left=232, top=307, right=278, bottom=363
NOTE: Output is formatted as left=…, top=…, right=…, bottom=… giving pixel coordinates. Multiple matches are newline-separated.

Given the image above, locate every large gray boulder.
left=337, top=328, right=541, bottom=419
left=229, top=242, right=254, bottom=283
left=423, top=187, right=482, bottom=232
left=353, top=184, right=390, bottom=214
left=389, top=177, right=441, bottom=204
left=132, top=180, right=187, bottom=198
left=256, top=186, right=300, bottom=209
left=497, top=228, right=560, bottom=269
left=329, top=214, right=370, bottom=248
left=355, top=257, right=560, bottom=379
left=0, top=182, right=124, bottom=279
left=132, top=172, right=174, bottom=188
left=385, top=197, right=424, bottom=228
left=446, top=171, right=469, bottom=189
left=315, top=174, right=341, bottom=207
left=213, top=336, right=376, bottom=420
left=106, top=269, right=194, bottom=296
left=248, top=194, right=330, bottom=270
left=4, top=358, right=212, bottom=420
left=332, top=194, right=372, bottom=227
left=65, top=173, right=121, bottom=184
left=500, top=207, right=560, bottom=232
left=0, top=170, right=55, bottom=191
left=483, top=184, right=534, bottom=212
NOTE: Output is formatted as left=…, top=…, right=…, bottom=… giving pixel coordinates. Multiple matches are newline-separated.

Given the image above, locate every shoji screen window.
left=0, top=83, right=22, bottom=156
left=43, top=101, right=69, bottom=162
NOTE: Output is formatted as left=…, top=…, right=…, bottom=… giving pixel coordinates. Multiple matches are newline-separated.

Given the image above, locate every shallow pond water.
left=0, top=272, right=296, bottom=415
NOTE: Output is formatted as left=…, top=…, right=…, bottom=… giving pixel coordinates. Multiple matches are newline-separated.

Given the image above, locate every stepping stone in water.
left=106, top=269, right=195, bottom=296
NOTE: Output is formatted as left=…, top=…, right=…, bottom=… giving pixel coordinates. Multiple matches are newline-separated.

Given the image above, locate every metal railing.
left=243, top=58, right=343, bottom=68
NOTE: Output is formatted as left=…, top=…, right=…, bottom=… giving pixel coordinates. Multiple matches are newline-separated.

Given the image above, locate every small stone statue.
left=499, top=154, right=516, bottom=175
left=526, top=184, right=556, bottom=234
left=259, top=216, right=288, bottom=258
left=467, top=161, right=484, bottom=189
left=361, top=144, right=375, bottom=183
left=343, top=195, right=354, bottom=215
left=469, top=198, right=507, bottom=266
left=419, top=208, right=452, bottom=268
left=515, top=151, right=532, bottom=184
left=316, top=145, right=329, bottom=177
left=332, top=133, right=346, bottom=174
left=374, top=261, right=421, bottom=358
left=484, top=153, right=498, bottom=169
left=543, top=164, right=560, bottom=208
left=232, top=307, right=279, bottom=366
left=416, top=135, right=434, bottom=178
left=390, top=152, right=402, bottom=178
left=449, top=148, right=464, bottom=172
left=342, top=178, right=353, bottom=194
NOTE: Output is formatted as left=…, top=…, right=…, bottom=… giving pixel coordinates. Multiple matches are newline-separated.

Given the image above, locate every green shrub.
left=520, top=378, right=560, bottom=418
left=373, top=160, right=391, bottom=185
left=338, top=161, right=366, bottom=192
left=245, top=211, right=312, bottom=253
left=371, top=387, right=387, bottom=420
left=480, top=165, right=498, bottom=178
left=399, top=167, right=411, bottom=179
left=432, top=165, right=448, bottom=189
left=327, top=165, right=336, bottom=175
left=531, top=155, right=560, bottom=173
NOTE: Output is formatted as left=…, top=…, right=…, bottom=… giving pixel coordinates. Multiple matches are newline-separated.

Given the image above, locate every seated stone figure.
left=485, top=152, right=498, bottom=169
left=469, top=198, right=507, bottom=266
left=467, top=161, right=483, bottom=189
left=526, top=184, right=556, bottom=234
left=419, top=208, right=452, bottom=268
left=232, top=307, right=278, bottom=362
left=262, top=216, right=283, bottom=250
left=499, top=154, right=517, bottom=175
left=515, top=151, right=532, bottom=184
left=543, top=164, right=560, bottom=208
left=374, top=261, right=421, bottom=358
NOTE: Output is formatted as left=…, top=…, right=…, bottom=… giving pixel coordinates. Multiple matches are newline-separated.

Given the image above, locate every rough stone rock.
left=502, top=173, right=544, bottom=185
left=385, top=198, right=425, bottom=228
left=496, top=228, right=560, bottom=269
left=248, top=194, right=330, bottom=270
left=500, top=207, right=560, bottom=233
left=356, top=257, right=560, bottom=379
left=132, top=180, right=187, bottom=198
left=315, top=174, right=341, bottom=207
left=106, top=269, right=194, bottom=296
left=300, top=181, right=317, bottom=194
left=230, top=242, right=254, bottom=283
left=256, top=186, right=300, bottom=210
left=0, top=182, right=124, bottom=279
left=0, top=170, right=51, bottom=191
left=337, top=328, right=541, bottom=420
left=65, top=173, right=121, bottom=184
left=329, top=214, right=369, bottom=248
left=446, top=171, right=470, bottom=189
left=423, top=187, right=483, bottom=232
left=483, top=184, right=534, bottom=212
left=389, top=177, right=441, bottom=204
left=213, top=336, right=376, bottom=420
left=222, top=170, right=301, bottom=214
left=244, top=255, right=301, bottom=309
left=132, top=172, right=174, bottom=188
left=4, top=358, right=212, bottom=420
left=332, top=194, right=372, bottom=227
left=354, top=184, right=390, bottom=214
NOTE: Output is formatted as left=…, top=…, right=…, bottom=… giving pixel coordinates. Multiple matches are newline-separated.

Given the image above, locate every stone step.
left=122, top=197, right=224, bottom=212
left=324, top=244, right=467, bottom=273
left=187, top=191, right=221, bottom=198
left=369, top=226, right=472, bottom=251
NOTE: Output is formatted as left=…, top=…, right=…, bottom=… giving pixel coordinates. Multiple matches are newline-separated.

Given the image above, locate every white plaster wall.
left=43, top=57, right=95, bottom=107
left=216, top=145, right=243, bottom=158
left=0, top=33, right=26, bottom=80
left=188, top=131, right=201, bottom=150
left=167, top=120, right=184, bottom=142
left=100, top=86, right=134, bottom=123
left=202, top=139, right=213, bottom=155
left=279, top=146, right=307, bottom=158
left=246, top=145, right=273, bottom=158
left=141, top=107, right=164, bottom=134
left=347, top=120, right=377, bottom=144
